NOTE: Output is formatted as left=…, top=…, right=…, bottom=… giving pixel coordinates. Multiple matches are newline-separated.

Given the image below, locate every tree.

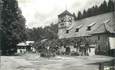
left=108, top=0, right=114, bottom=12
left=1, top=0, right=27, bottom=55
left=93, top=5, right=100, bottom=15
left=43, top=23, right=58, bottom=40
left=27, top=23, right=58, bottom=41
left=77, top=11, right=82, bottom=19
left=82, top=10, right=87, bottom=18
left=76, top=0, right=114, bottom=20
left=99, top=0, right=108, bottom=14
left=73, top=13, right=77, bottom=20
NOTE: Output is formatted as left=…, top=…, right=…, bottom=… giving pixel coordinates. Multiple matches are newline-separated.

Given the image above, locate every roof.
left=40, top=39, right=48, bottom=43
left=90, top=23, right=108, bottom=35
left=26, top=41, right=35, bottom=45
left=58, top=10, right=73, bottom=17
left=17, top=42, right=26, bottom=46
left=59, top=12, right=115, bottom=39
left=17, top=41, right=35, bottom=46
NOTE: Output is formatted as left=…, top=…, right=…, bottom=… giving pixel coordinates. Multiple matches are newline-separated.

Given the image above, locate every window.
left=75, top=28, right=79, bottom=32
left=75, top=25, right=83, bottom=32
left=87, top=26, right=91, bottom=31
left=66, top=30, right=69, bottom=33
left=98, top=36, right=100, bottom=40
left=87, top=22, right=96, bottom=31
left=60, top=23, right=64, bottom=26
left=61, top=19, right=64, bottom=22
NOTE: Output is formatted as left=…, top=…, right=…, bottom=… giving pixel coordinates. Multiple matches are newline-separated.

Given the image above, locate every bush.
left=71, top=52, right=79, bottom=56
left=40, top=50, right=56, bottom=57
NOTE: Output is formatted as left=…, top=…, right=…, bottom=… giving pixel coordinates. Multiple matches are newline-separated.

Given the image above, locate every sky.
left=17, top=0, right=108, bottom=28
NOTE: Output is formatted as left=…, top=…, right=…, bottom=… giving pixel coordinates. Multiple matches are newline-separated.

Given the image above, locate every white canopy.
left=17, top=42, right=26, bottom=46
left=17, top=41, right=35, bottom=46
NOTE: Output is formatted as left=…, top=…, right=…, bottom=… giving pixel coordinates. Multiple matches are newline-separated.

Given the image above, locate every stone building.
left=58, top=10, right=115, bottom=56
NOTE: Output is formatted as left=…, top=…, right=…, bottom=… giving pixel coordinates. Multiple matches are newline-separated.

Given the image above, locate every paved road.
left=0, top=56, right=114, bottom=70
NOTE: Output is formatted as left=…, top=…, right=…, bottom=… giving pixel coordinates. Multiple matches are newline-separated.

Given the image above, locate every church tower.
left=58, top=10, right=74, bottom=39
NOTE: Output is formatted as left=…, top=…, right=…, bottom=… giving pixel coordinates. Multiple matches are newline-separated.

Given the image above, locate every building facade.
left=58, top=10, right=115, bottom=56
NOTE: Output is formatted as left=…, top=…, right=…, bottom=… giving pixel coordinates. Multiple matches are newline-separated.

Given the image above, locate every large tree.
left=1, top=0, right=27, bottom=55
left=99, top=0, right=108, bottom=14
left=108, top=0, right=114, bottom=12
left=77, top=11, right=82, bottom=19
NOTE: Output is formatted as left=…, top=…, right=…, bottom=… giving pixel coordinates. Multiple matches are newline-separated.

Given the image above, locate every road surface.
left=0, top=55, right=114, bottom=70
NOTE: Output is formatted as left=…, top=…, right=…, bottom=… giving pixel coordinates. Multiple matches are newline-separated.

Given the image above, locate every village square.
left=0, top=0, right=115, bottom=70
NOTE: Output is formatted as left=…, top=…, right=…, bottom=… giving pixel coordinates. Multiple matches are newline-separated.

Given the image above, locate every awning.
left=17, top=42, right=26, bottom=46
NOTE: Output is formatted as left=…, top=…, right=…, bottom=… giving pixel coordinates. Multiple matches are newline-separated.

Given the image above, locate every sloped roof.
left=90, top=23, right=108, bottom=35
left=59, top=12, right=115, bottom=39
left=58, top=10, right=73, bottom=17
left=17, top=41, right=35, bottom=46
left=17, top=42, right=26, bottom=46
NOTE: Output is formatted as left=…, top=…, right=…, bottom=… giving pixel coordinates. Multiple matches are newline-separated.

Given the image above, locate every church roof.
left=59, top=12, right=115, bottom=39
left=58, top=10, right=73, bottom=17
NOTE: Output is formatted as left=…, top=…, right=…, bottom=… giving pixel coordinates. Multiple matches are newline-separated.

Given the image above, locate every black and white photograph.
left=0, top=0, right=115, bottom=70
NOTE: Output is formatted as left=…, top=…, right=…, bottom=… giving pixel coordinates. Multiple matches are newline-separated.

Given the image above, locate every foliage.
left=77, top=0, right=115, bottom=20
left=1, top=0, right=27, bottom=55
left=27, top=23, right=58, bottom=41
left=33, top=39, right=59, bottom=57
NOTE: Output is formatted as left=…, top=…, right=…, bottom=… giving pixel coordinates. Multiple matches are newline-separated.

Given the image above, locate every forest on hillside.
left=26, top=23, right=58, bottom=41
left=76, top=0, right=115, bottom=20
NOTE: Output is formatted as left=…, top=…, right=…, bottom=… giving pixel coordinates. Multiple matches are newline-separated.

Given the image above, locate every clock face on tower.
left=68, top=17, right=72, bottom=22
left=66, top=22, right=72, bottom=29
left=65, top=15, right=72, bottom=22
left=58, top=14, right=74, bottom=29
left=67, top=22, right=73, bottom=31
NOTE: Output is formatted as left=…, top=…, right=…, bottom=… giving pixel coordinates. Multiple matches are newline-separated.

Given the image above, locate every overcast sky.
left=17, top=0, right=108, bottom=28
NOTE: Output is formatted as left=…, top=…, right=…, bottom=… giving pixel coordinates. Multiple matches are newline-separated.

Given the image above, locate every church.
left=58, top=10, right=115, bottom=56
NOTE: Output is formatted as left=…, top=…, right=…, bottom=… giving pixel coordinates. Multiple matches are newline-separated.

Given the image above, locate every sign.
left=104, top=66, right=115, bottom=70
left=109, top=37, right=115, bottom=49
